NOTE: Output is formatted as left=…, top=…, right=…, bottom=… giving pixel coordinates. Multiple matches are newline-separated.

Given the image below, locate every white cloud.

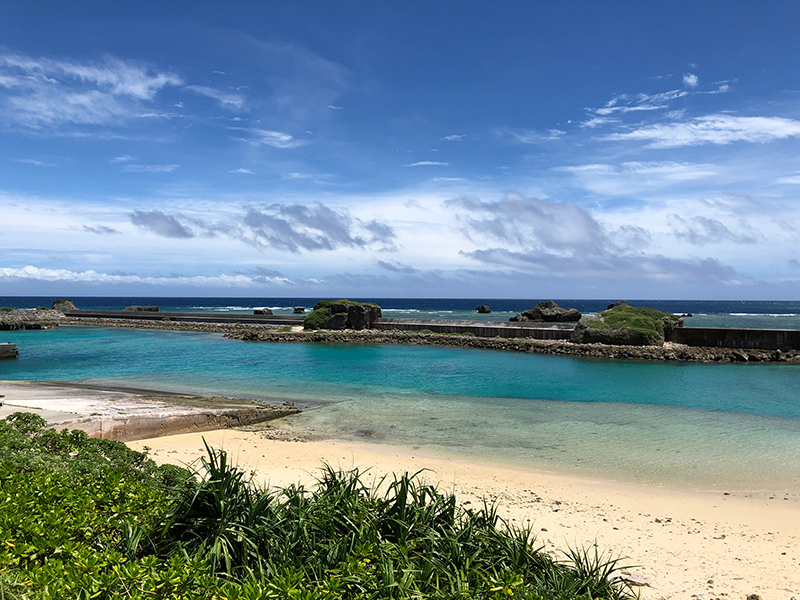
left=595, top=103, right=667, bottom=116
left=0, top=52, right=182, bottom=130
left=111, top=154, right=134, bottom=163
left=230, top=168, right=254, bottom=174
left=186, top=85, right=245, bottom=110
left=122, top=163, right=179, bottom=173
left=441, top=134, right=465, bottom=141
left=580, top=116, right=617, bottom=129
left=507, top=128, right=566, bottom=143
left=683, top=73, right=699, bottom=88
left=555, top=161, right=718, bottom=197
left=327, top=104, right=343, bottom=110
left=432, top=177, right=465, bottom=182
left=405, top=161, right=449, bottom=167
left=777, top=174, right=800, bottom=185
left=14, top=158, right=55, bottom=167
left=601, top=115, right=800, bottom=148
left=235, top=128, right=306, bottom=149
left=0, top=265, right=289, bottom=287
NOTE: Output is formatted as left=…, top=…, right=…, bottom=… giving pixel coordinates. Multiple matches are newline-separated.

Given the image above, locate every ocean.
left=1, top=297, right=800, bottom=492
left=4, top=296, right=800, bottom=329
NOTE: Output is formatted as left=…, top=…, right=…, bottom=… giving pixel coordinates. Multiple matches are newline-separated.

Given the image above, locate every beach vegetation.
left=0, top=307, right=12, bottom=312
left=276, top=326, right=293, bottom=332
left=0, top=413, right=639, bottom=600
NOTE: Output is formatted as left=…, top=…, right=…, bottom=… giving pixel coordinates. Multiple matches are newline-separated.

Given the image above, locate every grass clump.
left=0, top=414, right=640, bottom=600
left=276, top=325, right=293, bottom=333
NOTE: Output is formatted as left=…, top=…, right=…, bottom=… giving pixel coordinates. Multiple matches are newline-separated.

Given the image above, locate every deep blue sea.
left=3, top=295, right=800, bottom=329
left=1, top=297, right=800, bottom=491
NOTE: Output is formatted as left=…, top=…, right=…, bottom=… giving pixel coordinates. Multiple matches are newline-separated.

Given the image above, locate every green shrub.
left=0, top=307, right=12, bottom=312
left=0, top=415, right=638, bottom=600
left=276, top=326, right=293, bottom=333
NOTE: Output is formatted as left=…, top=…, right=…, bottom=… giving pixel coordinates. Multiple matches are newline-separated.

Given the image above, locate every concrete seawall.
left=66, top=310, right=305, bottom=326
left=669, top=327, right=800, bottom=351
left=373, top=318, right=574, bottom=340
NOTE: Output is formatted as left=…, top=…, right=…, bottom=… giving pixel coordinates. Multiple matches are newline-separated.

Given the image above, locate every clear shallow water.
left=1, top=325, right=799, bottom=491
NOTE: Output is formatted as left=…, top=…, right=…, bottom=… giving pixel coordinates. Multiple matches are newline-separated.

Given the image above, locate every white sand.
left=129, top=428, right=800, bottom=600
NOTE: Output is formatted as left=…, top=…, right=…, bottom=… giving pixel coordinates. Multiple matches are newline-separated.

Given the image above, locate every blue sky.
left=2, top=2, right=800, bottom=299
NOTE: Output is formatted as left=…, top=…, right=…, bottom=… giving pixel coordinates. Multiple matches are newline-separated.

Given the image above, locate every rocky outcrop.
left=607, top=300, right=628, bottom=310
left=254, top=308, right=273, bottom=315
left=304, top=300, right=382, bottom=330
left=570, top=304, right=683, bottom=346
left=510, top=301, right=581, bottom=323
left=294, top=306, right=306, bottom=314
left=124, top=305, right=159, bottom=312
left=0, top=308, right=63, bottom=330
left=52, top=299, right=77, bottom=313
left=571, top=315, right=660, bottom=346
left=476, top=305, right=492, bottom=314
left=0, top=343, right=18, bottom=359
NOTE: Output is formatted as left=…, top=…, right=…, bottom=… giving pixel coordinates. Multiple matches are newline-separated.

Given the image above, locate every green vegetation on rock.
left=0, top=412, right=639, bottom=600
left=572, top=304, right=683, bottom=346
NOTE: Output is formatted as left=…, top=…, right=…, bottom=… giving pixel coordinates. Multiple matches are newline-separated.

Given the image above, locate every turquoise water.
left=2, top=325, right=800, bottom=491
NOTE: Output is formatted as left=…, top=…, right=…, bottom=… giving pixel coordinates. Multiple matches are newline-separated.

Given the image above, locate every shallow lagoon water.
left=2, top=325, right=799, bottom=491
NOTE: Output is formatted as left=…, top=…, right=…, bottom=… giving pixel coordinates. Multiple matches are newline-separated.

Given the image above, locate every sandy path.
left=128, top=427, right=800, bottom=600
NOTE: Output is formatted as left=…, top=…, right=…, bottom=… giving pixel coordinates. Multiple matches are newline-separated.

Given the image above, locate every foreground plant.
left=0, top=413, right=640, bottom=599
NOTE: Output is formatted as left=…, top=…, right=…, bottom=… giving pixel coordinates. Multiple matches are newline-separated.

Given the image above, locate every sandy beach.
left=127, top=426, right=800, bottom=600
left=2, top=380, right=798, bottom=599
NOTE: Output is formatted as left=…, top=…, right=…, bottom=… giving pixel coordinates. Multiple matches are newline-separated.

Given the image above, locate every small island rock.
left=52, top=299, right=77, bottom=313
left=509, top=301, right=581, bottom=323
left=476, top=305, right=492, bottom=314
left=254, top=308, right=273, bottom=315
left=304, top=300, right=382, bottom=330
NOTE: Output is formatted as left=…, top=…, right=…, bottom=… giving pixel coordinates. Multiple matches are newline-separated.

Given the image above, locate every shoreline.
left=2, top=380, right=799, bottom=597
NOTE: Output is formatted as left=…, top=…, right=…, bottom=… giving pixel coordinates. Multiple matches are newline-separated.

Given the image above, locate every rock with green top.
left=570, top=304, right=683, bottom=346
left=52, top=299, right=77, bottom=313
left=304, top=300, right=382, bottom=330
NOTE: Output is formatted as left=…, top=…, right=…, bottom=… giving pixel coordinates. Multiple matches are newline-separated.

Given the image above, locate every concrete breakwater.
left=64, top=310, right=304, bottom=326
left=374, top=318, right=574, bottom=340
left=228, top=329, right=800, bottom=363
left=668, top=326, right=800, bottom=352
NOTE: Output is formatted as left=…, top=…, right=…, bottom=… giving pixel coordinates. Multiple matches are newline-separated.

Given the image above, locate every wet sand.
left=0, top=380, right=298, bottom=440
